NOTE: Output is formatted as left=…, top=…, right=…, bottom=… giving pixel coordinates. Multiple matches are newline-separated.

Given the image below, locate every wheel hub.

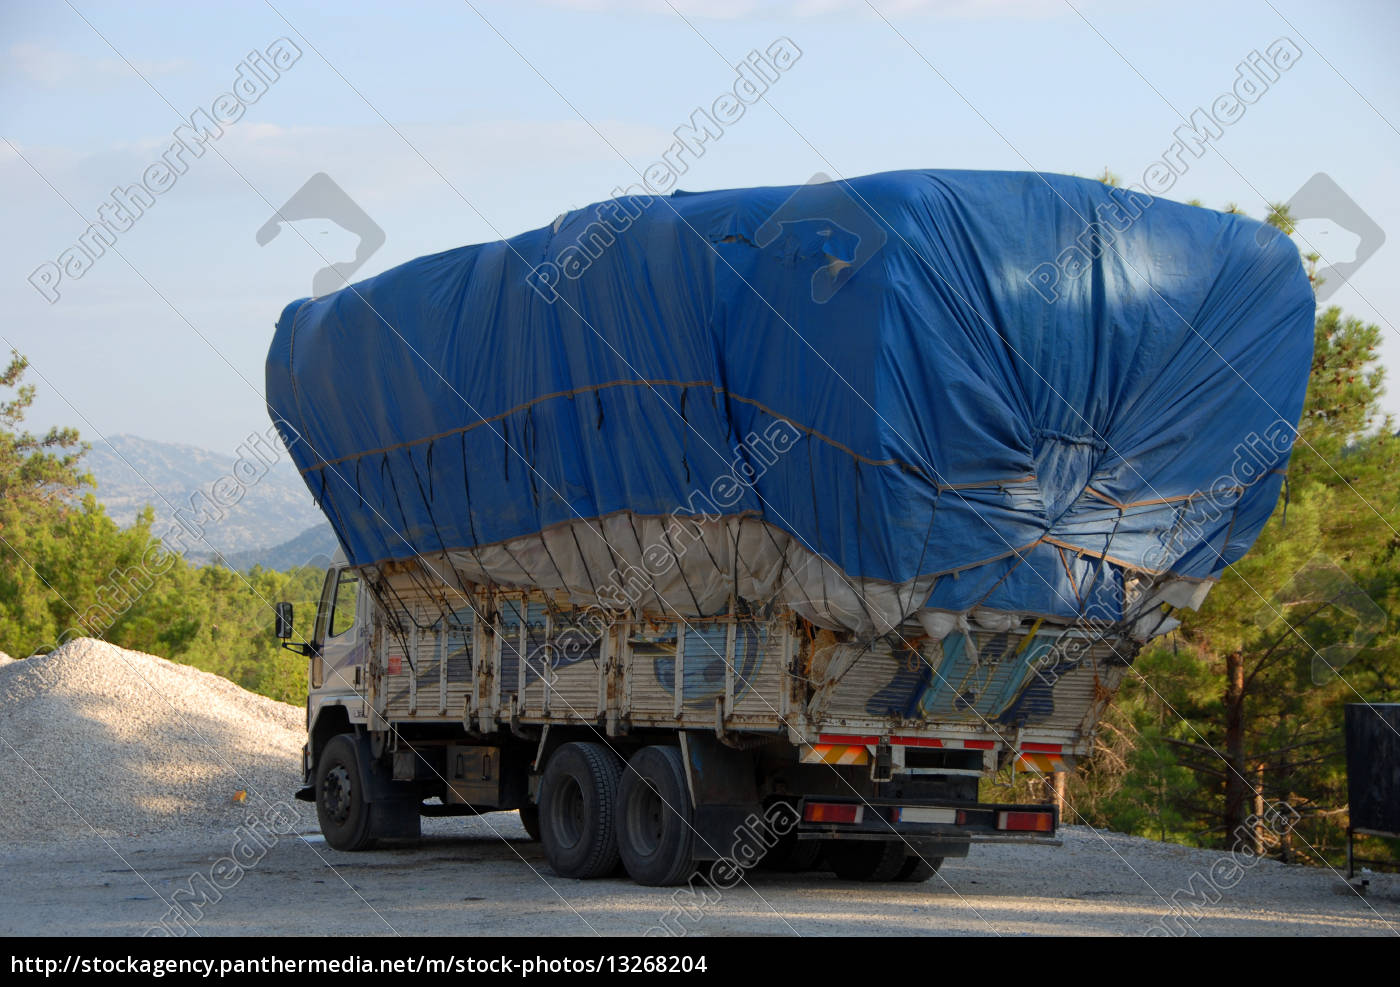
left=554, top=776, right=585, bottom=849
left=627, top=780, right=665, bottom=855
left=322, top=764, right=354, bottom=825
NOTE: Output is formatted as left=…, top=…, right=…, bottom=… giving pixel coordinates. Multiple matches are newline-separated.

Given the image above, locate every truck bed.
left=361, top=572, right=1135, bottom=772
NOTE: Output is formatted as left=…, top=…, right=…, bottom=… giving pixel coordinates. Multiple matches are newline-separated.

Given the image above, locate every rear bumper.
left=795, top=797, right=1059, bottom=844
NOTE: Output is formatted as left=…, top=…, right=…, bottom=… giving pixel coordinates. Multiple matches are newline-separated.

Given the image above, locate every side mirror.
left=275, top=602, right=294, bottom=639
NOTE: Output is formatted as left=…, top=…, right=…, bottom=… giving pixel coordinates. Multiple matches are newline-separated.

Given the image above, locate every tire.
left=826, top=840, right=908, bottom=882
left=617, top=746, right=695, bottom=887
left=784, top=840, right=824, bottom=872
left=315, top=734, right=421, bottom=850
left=539, top=742, right=624, bottom=879
left=519, top=805, right=541, bottom=842
left=316, top=733, right=376, bottom=851
left=897, top=854, right=942, bottom=882
left=759, top=825, right=823, bottom=872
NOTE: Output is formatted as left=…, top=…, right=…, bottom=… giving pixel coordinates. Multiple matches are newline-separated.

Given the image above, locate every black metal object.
left=274, top=601, right=313, bottom=655
left=1344, top=703, right=1400, bottom=877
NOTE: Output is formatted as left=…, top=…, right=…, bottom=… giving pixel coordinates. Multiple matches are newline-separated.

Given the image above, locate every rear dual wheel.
left=538, top=742, right=697, bottom=886
left=758, top=817, right=823, bottom=872
left=896, top=854, right=942, bottom=882
left=826, top=839, right=908, bottom=882
left=616, top=746, right=694, bottom=887
left=539, top=742, right=623, bottom=878
left=826, top=840, right=943, bottom=882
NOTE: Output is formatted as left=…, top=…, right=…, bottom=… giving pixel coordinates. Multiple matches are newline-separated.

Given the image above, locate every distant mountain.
left=84, top=434, right=328, bottom=566
left=214, top=522, right=342, bottom=573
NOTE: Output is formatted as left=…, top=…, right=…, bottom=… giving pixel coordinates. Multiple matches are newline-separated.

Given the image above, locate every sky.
left=2, top=0, right=1397, bottom=459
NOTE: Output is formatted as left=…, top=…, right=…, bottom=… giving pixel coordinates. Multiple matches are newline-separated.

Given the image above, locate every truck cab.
left=279, top=555, right=370, bottom=798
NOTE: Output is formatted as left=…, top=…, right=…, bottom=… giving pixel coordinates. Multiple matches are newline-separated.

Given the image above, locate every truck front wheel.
left=617, top=746, right=695, bottom=887
left=315, top=733, right=421, bottom=850
left=316, top=733, right=376, bottom=851
left=539, top=742, right=623, bottom=878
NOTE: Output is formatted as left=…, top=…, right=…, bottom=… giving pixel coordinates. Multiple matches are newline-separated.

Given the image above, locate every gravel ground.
left=0, top=818, right=1395, bottom=937
left=0, top=639, right=1394, bottom=936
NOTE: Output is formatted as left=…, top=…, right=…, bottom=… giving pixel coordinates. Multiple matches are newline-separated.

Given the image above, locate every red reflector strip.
left=892, top=737, right=998, bottom=750
left=1021, top=742, right=1063, bottom=753
left=803, top=802, right=864, bottom=825
left=826, top=735, right=1003, bottom=750
left=997, top=810, right=1055, bottom=833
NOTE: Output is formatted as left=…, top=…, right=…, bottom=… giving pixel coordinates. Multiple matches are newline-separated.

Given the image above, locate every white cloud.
left=9, top=43, right=84, bottom=86
left=8, top=42, right=189, bottom=88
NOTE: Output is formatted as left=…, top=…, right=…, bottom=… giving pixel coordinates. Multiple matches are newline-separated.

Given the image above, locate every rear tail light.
left=996, top=810, right=1054, bottom=832
left=803, top=802, right=864, bottom=824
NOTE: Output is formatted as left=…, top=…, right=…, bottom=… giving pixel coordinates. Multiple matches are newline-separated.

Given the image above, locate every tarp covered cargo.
left=266, top=169, right=1314, bottom=638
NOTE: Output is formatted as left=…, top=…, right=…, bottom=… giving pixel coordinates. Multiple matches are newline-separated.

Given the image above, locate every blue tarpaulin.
left=266, top=169, right=1314, bottom=632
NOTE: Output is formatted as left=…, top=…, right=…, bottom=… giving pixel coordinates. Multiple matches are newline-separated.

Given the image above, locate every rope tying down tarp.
left=1033, top=427, right=1109, bottom=452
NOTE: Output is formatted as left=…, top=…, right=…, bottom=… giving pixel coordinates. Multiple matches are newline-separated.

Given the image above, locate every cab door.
left=312, top=565, right=367, bottom=698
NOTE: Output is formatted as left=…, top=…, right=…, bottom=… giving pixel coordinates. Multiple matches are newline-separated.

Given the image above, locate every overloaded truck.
left=267, top=169, right=1314, bottom=886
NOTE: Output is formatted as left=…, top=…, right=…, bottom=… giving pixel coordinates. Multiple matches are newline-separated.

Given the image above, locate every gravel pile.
left=0, top=638, right=313, bottom=845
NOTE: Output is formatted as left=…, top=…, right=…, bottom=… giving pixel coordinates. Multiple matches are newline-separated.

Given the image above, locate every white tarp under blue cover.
left=265, top=169, right=1314, bottom=637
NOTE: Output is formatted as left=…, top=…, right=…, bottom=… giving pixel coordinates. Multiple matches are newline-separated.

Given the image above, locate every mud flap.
left=352, top=733, right=421, bottom=840
left=681, top=733, right=763, bottom=863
